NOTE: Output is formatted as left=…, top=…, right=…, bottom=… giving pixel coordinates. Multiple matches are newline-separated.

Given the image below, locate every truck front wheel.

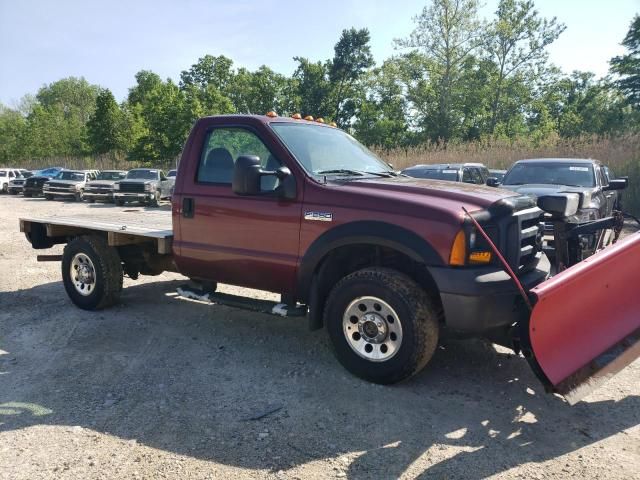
left=62, top=236, right=123, bottom=310
left=324, top=267, right=439, bottom=384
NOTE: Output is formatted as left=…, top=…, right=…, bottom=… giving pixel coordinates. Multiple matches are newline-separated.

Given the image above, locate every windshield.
left=406, top=168, right=459, bottom=181
left=97, top=171, right=126, bottom=180
left=502, top=162, right=595, bottom=188
left=56, top=171, right=85, bottom=181
left=126, top=170, right=158, bottom=180
left=271, top=123, right=393, bottom=177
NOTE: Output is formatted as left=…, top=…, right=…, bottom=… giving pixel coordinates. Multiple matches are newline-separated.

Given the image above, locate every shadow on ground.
left=0, top=279, right=638, bottom=478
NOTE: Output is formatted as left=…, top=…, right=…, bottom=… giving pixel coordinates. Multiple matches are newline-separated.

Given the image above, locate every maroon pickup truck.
left=21, top=114, right=640, bottom=402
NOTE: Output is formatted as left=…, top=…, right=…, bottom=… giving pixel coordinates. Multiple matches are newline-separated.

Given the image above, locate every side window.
left=462, top=168, right=473, bottom=183
left=598, top=167, right=608, bottom=187
left=473, top=168, right=484, bottom=184
left=197, top=127, right=282, bottom=190
left=160, top=171, right=167, bottom=181
left=9, top=171, right=15, bottom=178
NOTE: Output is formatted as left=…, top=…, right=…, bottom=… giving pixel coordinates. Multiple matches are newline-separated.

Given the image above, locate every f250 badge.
left=304, top=211, right=333, bottom=222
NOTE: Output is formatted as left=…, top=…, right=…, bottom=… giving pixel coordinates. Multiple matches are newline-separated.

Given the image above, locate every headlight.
left=567, top=208, right=599, bottom=224
left=145, top=183, right=156, bottom=192
left=75, top=184, right=82, bottom=190
left=449, top=226, right=495, bottom=266
left=113, top=183, right=120, bottom=190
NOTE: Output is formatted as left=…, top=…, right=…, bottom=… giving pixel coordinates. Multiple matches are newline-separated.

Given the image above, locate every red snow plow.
left=524, top=231, right=640, bottom=404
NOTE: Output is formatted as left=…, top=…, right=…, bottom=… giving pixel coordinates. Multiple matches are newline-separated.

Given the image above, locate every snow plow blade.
left=526, top=232, right=640, bottom=404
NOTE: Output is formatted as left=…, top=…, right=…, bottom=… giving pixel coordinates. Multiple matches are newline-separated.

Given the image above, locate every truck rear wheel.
left=324, top=267, right=439, bottom=384
left=62, top=235, right=123, bottom=310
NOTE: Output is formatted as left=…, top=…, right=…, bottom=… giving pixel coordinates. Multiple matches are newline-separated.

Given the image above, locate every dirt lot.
left=0, top=195, right=638, bottom=480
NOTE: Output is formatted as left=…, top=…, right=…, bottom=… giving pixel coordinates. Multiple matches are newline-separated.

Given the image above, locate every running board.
left=176, top=285, right=308, bottom=317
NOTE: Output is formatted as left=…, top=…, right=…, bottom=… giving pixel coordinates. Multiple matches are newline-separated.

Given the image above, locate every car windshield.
left=126, top=169, right=158, bottom=180
left=97, top=171, right=125, bottom=180
left=270, top=123, right=394, bottom=177
left=406, top=168, right=459, bottom=181
left=56, top=171, right=85, bottom=181
left=502, top=162, right=595, bottom=188
left=21, top=171, right=33, bottom=178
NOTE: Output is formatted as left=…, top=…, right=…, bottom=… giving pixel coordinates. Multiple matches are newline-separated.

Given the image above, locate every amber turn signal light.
left=449, top=230, right=467, bottom=266
left=266, top=111, right=278, bottom=118
left=469, top=251, right=492, bottom=264
left=316, top=117, right=325, bottom=123
left=304, top=115, right=314, bottom=121
left=291, top=113, right=302, bottom=119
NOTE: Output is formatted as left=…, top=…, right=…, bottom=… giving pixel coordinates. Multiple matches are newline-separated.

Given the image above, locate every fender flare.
left=297, top=221, right=444, bottom=302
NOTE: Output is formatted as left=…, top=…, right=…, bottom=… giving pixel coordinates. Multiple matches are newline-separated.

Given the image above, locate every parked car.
left=23, top=167, right=65, bottom=197
left=488, top=169, right=507, bottom=183
left=496, top=158, right=627, bottom=260
left=43, top=170, right=98, bottom=201
left=113, top=168, right=172, bottom=207
left=7, top=170, right=34, bottom=194
left=84, top=170, right=128, bottom=203
left=402, top=163, right=490, bottom=185
left=0, top=168, right=23, bottom=193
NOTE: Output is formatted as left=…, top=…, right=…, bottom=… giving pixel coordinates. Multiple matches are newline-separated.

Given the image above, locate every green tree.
left=396, top=0, right=483, bottom=141
left=87, top=89, right=127, bottom=154
left=484, top=0, right=565, bottom=133
left=180, top=55, right=235, bottom=92
left=610, top=15, right=640, bottom=108
left=0, top=104, right=27, bottom=162
left=291, top=57, right=332, bottom=118
left=329, top=28, right=374, bottom=127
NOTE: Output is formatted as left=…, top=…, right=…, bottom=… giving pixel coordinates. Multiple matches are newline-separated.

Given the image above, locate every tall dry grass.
left=374, top=133, right=640, bottom=215
left=3, top=134, right=640, bottom=214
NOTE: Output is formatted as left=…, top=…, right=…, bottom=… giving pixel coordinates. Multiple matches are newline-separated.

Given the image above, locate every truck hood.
left=88, top=180, right=117, bottom=187
left=500, top=184, right=593, bottom=208
left=341, top=176, right=521, bottom=210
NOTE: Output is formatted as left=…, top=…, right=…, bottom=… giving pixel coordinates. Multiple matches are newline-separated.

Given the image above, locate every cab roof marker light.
left=304, top=115, right=314, bottom=121
left=266, top=111, right=278, bottom=118
left=291, top=113, right=302, bottom=119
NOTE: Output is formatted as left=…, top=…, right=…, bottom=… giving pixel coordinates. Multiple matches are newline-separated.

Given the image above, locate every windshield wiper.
left=316, top=169, right=396, bottom=178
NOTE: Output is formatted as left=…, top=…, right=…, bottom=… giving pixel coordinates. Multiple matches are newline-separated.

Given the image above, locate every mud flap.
left=524, top=232, right=640, bottom=404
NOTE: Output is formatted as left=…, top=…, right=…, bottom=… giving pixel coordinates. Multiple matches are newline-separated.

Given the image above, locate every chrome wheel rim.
left=70, top=253, right=96, bottom=296
left=342, top=296, right=403, bottom=362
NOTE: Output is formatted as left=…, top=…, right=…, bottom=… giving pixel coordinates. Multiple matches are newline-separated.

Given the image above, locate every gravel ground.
left=0, top=195, right=638, bottom=480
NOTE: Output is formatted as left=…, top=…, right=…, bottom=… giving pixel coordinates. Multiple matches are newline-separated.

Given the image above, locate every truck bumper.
left=429, top=254, right=551, bottom=335
left=114, top=192, right=155, bottom=202
left=84, top=192, right=113, bottom=201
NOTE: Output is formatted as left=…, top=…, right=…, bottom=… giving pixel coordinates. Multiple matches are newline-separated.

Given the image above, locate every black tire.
left=75, top=191, right=83, bottom=202
left=115, top=199, right=125, bottom=206
left=1, top=184, right=7, bottom=193
left=9, top=190, right=17, bottom=195
left=86, top=198, right=95, bottom=203
left=324, top=267, right=439, bottom=384
left=62, top=235, right=123, bottom=310
left=44, top=194, right=54, bottom=200
left=24, top=192, right=32, bottom=198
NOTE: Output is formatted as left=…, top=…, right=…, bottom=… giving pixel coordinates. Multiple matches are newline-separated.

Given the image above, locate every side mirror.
left=604, top=178, right=628, bottom=191
left=537, top=193, right=580, bottom=219
left=232, top=155, right=296, bottom=199
left=486, top=177, right=499, bottom=187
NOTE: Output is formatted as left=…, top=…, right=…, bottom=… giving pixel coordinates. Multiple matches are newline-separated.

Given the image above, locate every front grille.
left=25, top=178, right=46, bottom=187
left=47, top=183, right=75, bottom=192
left=11, top=180, right=25, bottom=186
left=507, top=207, right=543, bottom=273
left=119, top=183, right=145, bottom=193
left=87, top=184, right=113, bottom=193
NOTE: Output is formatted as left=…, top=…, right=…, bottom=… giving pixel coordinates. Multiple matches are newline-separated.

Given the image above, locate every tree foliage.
left=0, top=2, right=638, bottom=164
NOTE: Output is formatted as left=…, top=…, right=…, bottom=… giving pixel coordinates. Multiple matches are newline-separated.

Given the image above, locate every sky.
left=0, top=0, right=638, bottom=106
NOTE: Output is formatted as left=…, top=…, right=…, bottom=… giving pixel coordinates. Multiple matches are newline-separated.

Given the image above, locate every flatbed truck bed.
left=20, top=209, right=173, bottom=254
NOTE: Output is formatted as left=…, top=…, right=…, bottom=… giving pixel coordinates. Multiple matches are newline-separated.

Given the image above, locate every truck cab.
left=171, top=115, right=550, bottom=382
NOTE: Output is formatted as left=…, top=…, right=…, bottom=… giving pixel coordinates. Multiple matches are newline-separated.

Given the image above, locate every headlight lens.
left=145, top=183, right=156, bottom=192
left=113, top=183, right=120, bottom=190
left=567, top=208, right=599, bottom=224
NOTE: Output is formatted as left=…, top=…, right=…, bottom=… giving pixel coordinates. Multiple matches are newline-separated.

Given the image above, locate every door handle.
left=183, top=197, right=195, bottom=218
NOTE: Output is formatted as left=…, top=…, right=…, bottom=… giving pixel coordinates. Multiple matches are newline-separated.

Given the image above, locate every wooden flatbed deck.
left=20, top=208, right=174, bottom=254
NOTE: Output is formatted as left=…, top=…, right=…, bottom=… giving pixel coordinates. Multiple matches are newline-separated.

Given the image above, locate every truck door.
left=175, top=126, right=303, bottom=293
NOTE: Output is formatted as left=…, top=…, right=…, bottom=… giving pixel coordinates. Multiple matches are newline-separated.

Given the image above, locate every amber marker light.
left=449, top=229, right=467, bottom=266
left=266, top=111, right=278, bottom=117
